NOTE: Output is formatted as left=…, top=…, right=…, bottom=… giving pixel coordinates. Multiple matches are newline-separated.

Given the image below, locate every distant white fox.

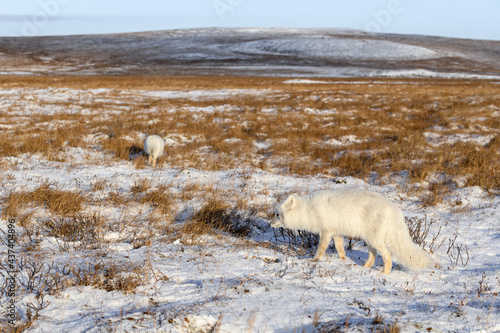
left=143, top=135, right=165, bottom=168
left=271, top=189, right=432, bottom=274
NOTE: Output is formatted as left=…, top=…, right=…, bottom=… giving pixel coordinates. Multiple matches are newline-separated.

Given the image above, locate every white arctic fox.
left=143, top=135, right=165, bottom=168
left=271, top=189, right=432, bottom=274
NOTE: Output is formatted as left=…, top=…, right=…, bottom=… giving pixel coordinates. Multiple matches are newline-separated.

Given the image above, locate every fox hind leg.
left=364, top=245, right=377, bottom=268
left=369, top=241, right=392, bottom=274
left=382, top=252, right=392, bottom=274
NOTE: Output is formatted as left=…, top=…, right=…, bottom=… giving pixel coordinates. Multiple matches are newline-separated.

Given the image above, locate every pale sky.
left=1, top=0, right=499, bottom=40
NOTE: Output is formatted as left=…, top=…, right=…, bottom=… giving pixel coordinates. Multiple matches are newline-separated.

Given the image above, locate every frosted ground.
left=0, top=82, right=499, bottom=332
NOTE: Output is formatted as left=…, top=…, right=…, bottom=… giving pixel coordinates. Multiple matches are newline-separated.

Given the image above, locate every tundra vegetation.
left=0, top=76, right=498, bottom=332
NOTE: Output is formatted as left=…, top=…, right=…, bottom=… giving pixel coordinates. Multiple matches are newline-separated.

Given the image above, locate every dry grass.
left=92, top=179, right=107, bottom=192
left=0, top=118, right=89, bottom=160
left=139, top=184, right=172, bottom=215
left=69, top=261, right=143, bottom=293
left=0, top=250, right=142, bottom=332
left=39, top=213, right=104, bottom=250
left=3, top=183, right=85, bottom=218
left=101, top=137, right=144, bottom=162
left=131, top=178, right=152, bottom=194
left=182, top=197, right=251, bottom=238
left=106, top=190, right=129, bottom=206
left=0, top=76, right=498, bottom=207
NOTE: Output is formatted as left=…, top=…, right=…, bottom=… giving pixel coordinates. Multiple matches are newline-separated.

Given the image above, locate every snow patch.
left=423, top=132, right=496, bottom=146
left=232, top=38, right=441, bottom=61
left=373, top=69, right=500, bottom=80
left=284, top=79, right=331, bottom=84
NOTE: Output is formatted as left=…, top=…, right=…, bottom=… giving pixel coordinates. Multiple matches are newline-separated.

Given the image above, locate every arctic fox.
left=143, top=135, right=165, bottom=168
left=271, top=189, right=432, bottom=274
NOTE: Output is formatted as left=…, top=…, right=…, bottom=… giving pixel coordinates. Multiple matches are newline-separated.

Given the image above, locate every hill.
left=1, top=27, right=499, bottom=77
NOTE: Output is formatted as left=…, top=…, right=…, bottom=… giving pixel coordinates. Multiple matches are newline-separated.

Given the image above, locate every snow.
left=142, top=89, right=271, bottom=101
left=0, top=85, right=499, bottom=332
left=284, top=79, right=331, bottom=84
left=0, top=87, right=275, bottom=116
left=372, top=69, right=500, bottom=80
left=322, top=135, right=365, bottom=147
left=254, top=141, right=272, bottom=150
left=232, top=38, right=441, bottom=61
left=1, top=157, right=499, bottom=332
left=423, top=132, right=496, bottom=147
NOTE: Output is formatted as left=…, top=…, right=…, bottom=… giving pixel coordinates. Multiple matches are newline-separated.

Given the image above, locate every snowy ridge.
left=0, top=27, right=499, bottom=77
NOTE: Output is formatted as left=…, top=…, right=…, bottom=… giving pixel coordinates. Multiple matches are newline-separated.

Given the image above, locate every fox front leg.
left=333, top=235, right=345, bottom=260
left=313, top=232, right=333, bottom=261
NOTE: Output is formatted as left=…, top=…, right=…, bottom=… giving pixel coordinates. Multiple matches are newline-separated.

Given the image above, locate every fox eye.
left=276, top=213, right=280, bottom=218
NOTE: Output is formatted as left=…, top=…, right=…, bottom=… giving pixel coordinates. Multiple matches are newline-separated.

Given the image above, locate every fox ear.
left=283, top=194, right=297, bottom=210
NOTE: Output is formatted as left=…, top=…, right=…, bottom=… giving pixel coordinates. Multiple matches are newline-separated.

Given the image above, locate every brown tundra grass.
left=182, top=197, right=251, bottom=238
left=139, top=184, right=173, bottom=216
left=3, top=183, right=85, bottom=218
left=0, top=76, right=499, bottom=204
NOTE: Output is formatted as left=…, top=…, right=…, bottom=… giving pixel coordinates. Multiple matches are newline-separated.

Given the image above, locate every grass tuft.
left=39, top=213, right=104, bottom=250
left=69, top=261, right=142, bottom=293
left=139, top=185, right=172, bottom=215
left=3, top=183, right=85, bottom=218
left=182, top=198, right=251, bottom=238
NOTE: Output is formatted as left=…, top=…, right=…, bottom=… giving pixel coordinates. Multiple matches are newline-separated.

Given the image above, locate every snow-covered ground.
left=1, top=153, right=499, bottom=332
left=0, top=84, right=499, bottom=332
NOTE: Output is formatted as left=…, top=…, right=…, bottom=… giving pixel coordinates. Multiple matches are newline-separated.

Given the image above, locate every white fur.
left=271, top=189, right=432, bottom=274
left=143, top=135, right=165, bottom=168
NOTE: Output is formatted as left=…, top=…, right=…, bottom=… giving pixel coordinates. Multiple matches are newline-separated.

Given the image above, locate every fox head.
left=270, top=194, right=297, bottom=228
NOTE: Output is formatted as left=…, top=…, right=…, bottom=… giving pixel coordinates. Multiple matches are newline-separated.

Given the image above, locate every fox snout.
left=270, top=219, right=283, bottom=228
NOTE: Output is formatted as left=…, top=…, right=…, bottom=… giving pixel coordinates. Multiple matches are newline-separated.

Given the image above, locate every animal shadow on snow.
left=271, top=228, right=380, bottom=268
left=128, top=145, right=144, bottom=160
left=289, top=315, right=400, bottom=333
